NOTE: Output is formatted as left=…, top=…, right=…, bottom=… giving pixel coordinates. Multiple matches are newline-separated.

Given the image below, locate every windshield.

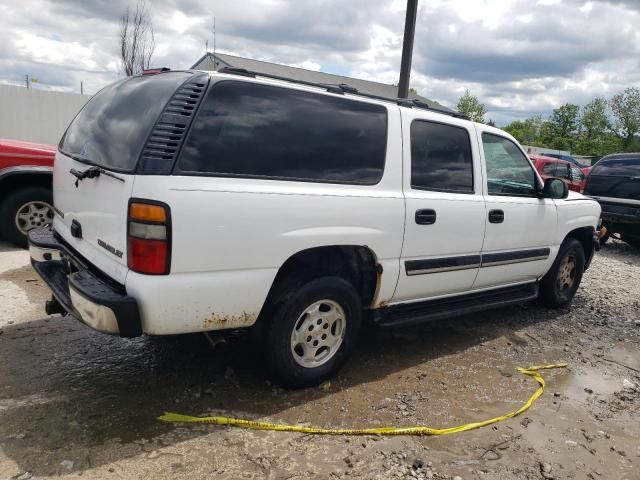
left=59, top=72, right=191, bottom=172
left=590, top=158, right=640, bottom=176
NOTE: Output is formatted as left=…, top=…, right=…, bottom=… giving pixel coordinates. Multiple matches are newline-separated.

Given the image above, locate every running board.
left=374, top=283, right=539, bottom=328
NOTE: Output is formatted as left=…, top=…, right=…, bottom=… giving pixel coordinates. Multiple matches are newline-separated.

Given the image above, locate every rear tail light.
left=127, top=200, right=171, bottom=275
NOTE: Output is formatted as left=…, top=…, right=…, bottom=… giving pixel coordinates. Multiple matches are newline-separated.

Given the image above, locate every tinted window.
left=410, top=121, right=474, bottom=193
left=482, top=133, right=537, bottom=196
left=542, top=163, right=556, bottom=175
left=590, top=158, right=640, bottom=176
left=555, top=163, right=571, bottom=179
left=59, top=72, right=191, bottom=172
left=178, top=81, right=387, bottom=184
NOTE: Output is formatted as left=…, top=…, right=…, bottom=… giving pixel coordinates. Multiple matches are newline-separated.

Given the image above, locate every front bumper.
left=28, top=228, right=142, bottom=337
left=600, top=202, right=640, bottom=225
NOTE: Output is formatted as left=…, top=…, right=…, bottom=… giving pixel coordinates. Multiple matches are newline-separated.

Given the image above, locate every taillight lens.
left=127, top=200, right=171, bottom=275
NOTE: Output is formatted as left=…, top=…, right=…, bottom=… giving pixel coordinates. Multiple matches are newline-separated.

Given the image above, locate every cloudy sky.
left=1, top=0, right=639, bottom=125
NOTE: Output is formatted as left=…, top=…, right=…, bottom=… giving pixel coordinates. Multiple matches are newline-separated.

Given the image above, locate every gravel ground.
left=0, top=239, right=639, bottom=480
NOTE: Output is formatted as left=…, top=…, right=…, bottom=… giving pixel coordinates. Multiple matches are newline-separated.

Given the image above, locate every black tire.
left=264, top=276, right=362, bottom=388
left=539, top=238, right=585, bottom=308
left=622, top=235, right=640, bottom=250
left=0, top=187, right=53, bottom=248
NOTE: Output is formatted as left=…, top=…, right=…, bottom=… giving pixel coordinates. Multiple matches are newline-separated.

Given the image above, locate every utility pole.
left=25, top=74, right=29, bottom=89
left=213, top=16, right=216, bottom=71
left=80, top=81, right=84, bottom=95
left=398, top=0, right=418, bottom=99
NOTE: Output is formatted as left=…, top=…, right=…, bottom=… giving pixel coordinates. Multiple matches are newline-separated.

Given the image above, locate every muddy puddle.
left=1, top=240, right=639, bottom=479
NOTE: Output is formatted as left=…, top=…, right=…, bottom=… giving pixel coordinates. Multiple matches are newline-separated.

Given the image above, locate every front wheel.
left=539, top=238, right=585, bottom=308
left=264, top=276, right=362, bottom=388
left=622, top=234, right=640, bottom=250
left=0, top=187, right=54, bottom=247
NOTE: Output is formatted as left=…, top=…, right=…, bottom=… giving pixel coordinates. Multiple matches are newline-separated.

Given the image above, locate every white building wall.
left=0, top=85, right=90, bottom=145
left=522, top=145, right=570, bottom=156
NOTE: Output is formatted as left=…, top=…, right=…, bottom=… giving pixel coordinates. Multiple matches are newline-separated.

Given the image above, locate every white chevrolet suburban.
left=29, top=68, right=601, bottom=387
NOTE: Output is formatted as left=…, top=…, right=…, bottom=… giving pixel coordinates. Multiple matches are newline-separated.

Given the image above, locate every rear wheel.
left=0, top=187, right=53, bottom=247
left=264, top=276, right=362, bottom=388
left=539, top=238, right=585, bottom=308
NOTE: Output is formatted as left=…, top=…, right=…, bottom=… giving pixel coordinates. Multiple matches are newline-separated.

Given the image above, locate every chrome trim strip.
left=481, top=255, right=549, bottom=267
left=405, top=248, right=551, bottom=276
left=405, top=255, right=481, bottom=276
left=407, top=263, right=481, bottom=276
left=588, top=195, right=640, bottom=207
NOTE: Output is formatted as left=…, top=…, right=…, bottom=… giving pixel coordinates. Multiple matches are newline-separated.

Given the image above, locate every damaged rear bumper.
left=28, top=228, right=142, bottom=337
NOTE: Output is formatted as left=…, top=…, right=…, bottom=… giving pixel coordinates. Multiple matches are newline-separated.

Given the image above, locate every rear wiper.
left=70, top=166, right=125, bottom=187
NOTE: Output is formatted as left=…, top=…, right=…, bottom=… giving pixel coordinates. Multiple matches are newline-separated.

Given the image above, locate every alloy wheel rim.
left=556, top=254, right=576, bottom=293
left=290, top=299, right=346, bottom=368
left=14, top=201, right=54, bottom=235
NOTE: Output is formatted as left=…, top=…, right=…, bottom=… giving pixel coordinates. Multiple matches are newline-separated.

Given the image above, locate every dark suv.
left=584, top=153, right=640, bottom=248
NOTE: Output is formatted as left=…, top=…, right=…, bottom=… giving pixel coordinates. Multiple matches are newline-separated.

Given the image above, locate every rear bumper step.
left=374, top=283, right=539, bottom=328
left=28, top=228, right=142, bottom=337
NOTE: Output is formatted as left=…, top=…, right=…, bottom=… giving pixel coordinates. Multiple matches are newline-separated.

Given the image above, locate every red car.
left=530, top=155, right=586, bottom=193
left=0, top=138, right=55, bottom=246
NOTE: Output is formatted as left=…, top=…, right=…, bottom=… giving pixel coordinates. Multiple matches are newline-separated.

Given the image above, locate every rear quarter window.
left=59, top=72, right=192, bottom=172
left=177, top=81, right=388, bottom=185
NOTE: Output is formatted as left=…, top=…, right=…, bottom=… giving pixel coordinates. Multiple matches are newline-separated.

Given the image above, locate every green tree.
left=503, top=116, right=545, bottom=146
left=609, top=87, right=640, bottom=150
left=547, top=104, right=580, bottom=150
left=456, top=90, right=486, bottom=123
left=574, top=97, right=611, bottom=156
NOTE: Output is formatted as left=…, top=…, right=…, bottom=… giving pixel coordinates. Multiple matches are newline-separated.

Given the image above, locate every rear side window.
left=410, top=120, right=474, bottom=193
left=554, top=162, right=570, bottom=179
left=59, top=72, right=192, bottom=172
left=591, top=158, right=640, bottom=176
left=178, top=81, right=387, bottom=184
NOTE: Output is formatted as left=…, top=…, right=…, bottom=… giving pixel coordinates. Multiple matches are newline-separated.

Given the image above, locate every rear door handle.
left=488, top=209, right=504, bottom=224
left=415, top=209, right=437, bottom=225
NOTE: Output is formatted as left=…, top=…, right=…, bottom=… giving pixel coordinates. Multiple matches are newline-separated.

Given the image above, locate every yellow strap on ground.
left=158, top=363, right=567, bottom=436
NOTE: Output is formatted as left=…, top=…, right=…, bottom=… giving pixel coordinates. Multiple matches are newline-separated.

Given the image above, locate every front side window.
left=178, top=81, right=388, bottom=185
left=482, top=133, right=538, bottom=197
left=571, top=167, right=584, bottom=183
left=410, top=121, right=474, bottom=193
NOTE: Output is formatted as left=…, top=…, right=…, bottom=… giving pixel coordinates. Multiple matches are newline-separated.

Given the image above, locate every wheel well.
left=565, top=226, right=595, bottom=269
left=0, top=173, right=52, bottom=203
left=265, top=246, right=380, bottom=310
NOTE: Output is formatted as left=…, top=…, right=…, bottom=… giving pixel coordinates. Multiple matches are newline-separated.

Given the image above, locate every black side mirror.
left=542, top=178, right=569, bottom=199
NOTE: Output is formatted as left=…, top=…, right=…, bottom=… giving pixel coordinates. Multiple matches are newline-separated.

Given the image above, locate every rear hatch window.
left=59, top=72, right=192, bottom=172
left=585, top=158, right=640, bottom=201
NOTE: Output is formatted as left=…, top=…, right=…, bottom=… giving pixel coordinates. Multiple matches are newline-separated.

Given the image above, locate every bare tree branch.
left=119, top=0, right=155, bottom=76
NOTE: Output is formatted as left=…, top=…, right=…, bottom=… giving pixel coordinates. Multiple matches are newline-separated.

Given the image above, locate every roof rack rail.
left=397, top=98, right=469, bottom=120
left=218, top=66, right=358, bottom=96
left=215, top=66, right=468, bottom=120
